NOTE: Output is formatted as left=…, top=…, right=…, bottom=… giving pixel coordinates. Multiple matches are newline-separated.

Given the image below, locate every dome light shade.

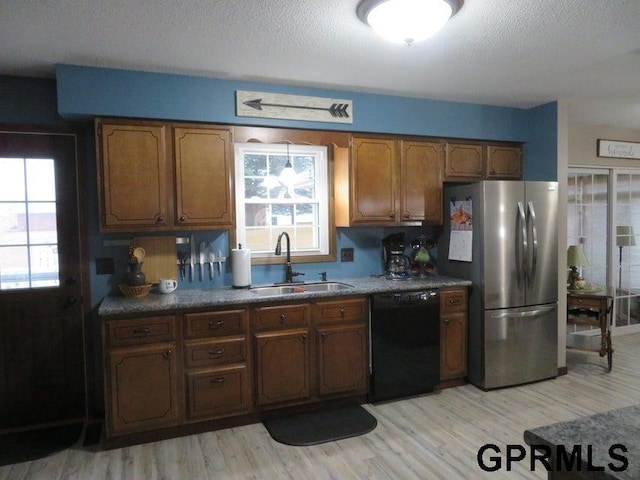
left=357, top=0, right=463, bottom=46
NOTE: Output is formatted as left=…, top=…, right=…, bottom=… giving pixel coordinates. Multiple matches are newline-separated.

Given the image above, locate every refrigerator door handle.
left=517, top=201, right=528, bottom=286
left=491, top=305, right=556, bottom=319
left=527, top=201, right=538, bottom=285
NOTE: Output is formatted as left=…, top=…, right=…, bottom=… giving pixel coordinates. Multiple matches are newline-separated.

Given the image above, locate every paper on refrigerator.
left=448, top=198, right=473, bottom=262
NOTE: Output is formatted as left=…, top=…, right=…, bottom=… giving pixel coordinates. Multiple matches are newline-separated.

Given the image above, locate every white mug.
left=158, top=278, right=178, bottom=294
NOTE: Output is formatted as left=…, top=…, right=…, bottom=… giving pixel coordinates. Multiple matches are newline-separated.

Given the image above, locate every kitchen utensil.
left=208, top=248, right=215, bottom=280
left=199, top=241, right=206, bottom=281
left=217, top=249, right=223, bottom=274
left=177, top=252, right=187, bottom=280
left=189, top=234, right=196, bottom=282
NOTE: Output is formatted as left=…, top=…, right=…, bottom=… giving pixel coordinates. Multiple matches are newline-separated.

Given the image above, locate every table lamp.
left=567, top=245, right=589, bottom=290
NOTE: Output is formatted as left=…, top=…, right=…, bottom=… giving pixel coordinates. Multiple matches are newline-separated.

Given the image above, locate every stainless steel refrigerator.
left=439, top=181, right=558, bottom=390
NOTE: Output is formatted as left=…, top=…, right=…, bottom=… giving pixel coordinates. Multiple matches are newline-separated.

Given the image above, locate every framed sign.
left=597, top=139, right=640, bottom=160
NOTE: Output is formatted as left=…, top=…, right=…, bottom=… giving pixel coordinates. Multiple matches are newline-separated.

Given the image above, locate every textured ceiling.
left=1, top=0, right=640, bottom=129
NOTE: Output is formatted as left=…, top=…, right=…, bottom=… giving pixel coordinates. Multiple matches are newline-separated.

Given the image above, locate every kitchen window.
left=234, top=143, right=331, bottom=262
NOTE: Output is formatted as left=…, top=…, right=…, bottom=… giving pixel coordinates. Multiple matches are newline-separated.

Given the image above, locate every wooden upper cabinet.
left=344, top=136, right=443, bottom=226
left=486, top=145, right=522, bottom=179
left=350, top=137, right=396, bottom=224
left=96, top=119, right=234, bottom=232
left=444, top=142, right=483, bottom=180
left=97, top=121, right=171, bottom=230
left=401, top=140, right=443, bottom=224
left=174, top=126, right=234, bottom=227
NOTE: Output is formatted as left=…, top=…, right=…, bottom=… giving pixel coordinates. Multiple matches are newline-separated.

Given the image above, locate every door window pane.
left=0, top=157, right=59, bottom=289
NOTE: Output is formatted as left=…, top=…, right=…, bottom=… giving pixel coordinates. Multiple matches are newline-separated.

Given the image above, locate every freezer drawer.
left=481, top=303, right=558, bottom=389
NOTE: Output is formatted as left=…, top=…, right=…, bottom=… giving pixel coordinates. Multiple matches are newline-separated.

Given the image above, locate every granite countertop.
left=524, top=404, right=640, bottom=479
left=98, top=274, right=471, bottom=316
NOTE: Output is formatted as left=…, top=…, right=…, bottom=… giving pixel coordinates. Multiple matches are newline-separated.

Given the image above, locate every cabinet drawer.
left=316, top=297, right=368, bottom=324
left=184, top=337, right=246, bottom=369
left=253, top=304, right=310, bottom=331
left=186, top=365, right=250, bottom=420
left=441, top=289, right=467, bottom=313
left=106, top=316, right=176, bottom=347
left=184, top=310, right=247, bottom=338
left=567, top=296, right=605, bottom=310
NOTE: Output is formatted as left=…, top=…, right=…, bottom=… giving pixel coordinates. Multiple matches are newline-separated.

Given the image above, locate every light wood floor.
left=3, top=333, right=640, bottom=480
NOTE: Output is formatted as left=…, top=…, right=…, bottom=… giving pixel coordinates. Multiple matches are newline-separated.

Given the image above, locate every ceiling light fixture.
left=357, top=0, right=463, bottom=46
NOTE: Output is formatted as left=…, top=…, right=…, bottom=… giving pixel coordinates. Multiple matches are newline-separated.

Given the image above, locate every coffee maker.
left=382, top=233, right=410, bottom=278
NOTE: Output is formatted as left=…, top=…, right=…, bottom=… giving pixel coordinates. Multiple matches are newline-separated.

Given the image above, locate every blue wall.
left=2, top=67, right=558, bottom=307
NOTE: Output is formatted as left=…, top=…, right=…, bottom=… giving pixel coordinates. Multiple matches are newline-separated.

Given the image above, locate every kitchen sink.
left=249, top=282, right=354, bottom=296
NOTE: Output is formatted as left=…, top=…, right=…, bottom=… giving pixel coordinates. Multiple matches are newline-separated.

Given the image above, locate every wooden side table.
left=566, top=286, right=614, bottom=371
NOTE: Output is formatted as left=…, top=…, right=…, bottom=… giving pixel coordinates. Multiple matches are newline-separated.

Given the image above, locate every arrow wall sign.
left=236, top=90, right=353, bottom=124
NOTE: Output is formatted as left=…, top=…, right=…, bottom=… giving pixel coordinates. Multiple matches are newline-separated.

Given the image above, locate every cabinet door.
left=186, top=365, right=250, bottom=420
left=255, top=329, right=310, bottom=406
left=98, top=121, right=170, bottom=230
left=317, top=324, right=368, bottom=397
left=444, top=143, right=483, bottom=180
left=351, top=137, right=396, bottom=223
left=486, top=145, right=522, bottom=179
left=174, top=126, right=234, bottom=227
left=107, top=343, right=180, bottom=435
left=401, top=141, right=443, bottom=224
left=440, top=312, right=467, bottom=381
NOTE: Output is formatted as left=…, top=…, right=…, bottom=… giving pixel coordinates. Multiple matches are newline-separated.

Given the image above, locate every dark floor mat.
left=263, top=404, right=377, bottom=446
left=0, top=423, right=84, bottom=466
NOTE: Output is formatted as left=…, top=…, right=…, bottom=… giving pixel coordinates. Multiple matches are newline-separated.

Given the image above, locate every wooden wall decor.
left=236, top=91, right=353, bottom=124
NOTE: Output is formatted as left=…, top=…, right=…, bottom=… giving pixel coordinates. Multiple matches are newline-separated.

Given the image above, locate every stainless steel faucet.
left=275, top=231, right=304, bottom=283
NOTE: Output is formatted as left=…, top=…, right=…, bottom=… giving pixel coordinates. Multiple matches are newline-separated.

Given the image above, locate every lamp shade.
left=616, top=225, right=637, bottom=247
left=567, top=245, right=589, bottom=267
left=357, top=0, right=463, bottom=45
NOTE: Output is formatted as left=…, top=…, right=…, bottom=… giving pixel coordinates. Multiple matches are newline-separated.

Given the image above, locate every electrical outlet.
left=341, top=248, right=354, bottom=262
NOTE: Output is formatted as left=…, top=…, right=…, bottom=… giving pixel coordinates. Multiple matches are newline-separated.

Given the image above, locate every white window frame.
left=234, top=142, right=330, bottom=263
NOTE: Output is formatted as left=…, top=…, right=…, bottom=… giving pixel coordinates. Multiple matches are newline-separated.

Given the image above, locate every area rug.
left=263, top=404, right=377, bottom=446
left=0, top=422, right=84, bottom=466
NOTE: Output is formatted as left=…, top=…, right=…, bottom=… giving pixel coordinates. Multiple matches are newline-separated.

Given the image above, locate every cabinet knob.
left=340, top=309, right=345, bottom=316
left=210, top=377, right=225, bottom=385
left=279, top=314, right=286, bottom=323
left=299, top=334, right=306, bottom=343
left=208, top=320, right=224, bottom=330
left=154, top=215, right=164, bottom=223
left=443, top=318, right=451, bottom=323
left=179, top=215, right=186, bottom=222
left=387, top=212, right=394, bottom=218
left=164, top=349, right=173, bottom=358
left=209, top=348, right=225, bottom=358
left=403, top=213, right=410, bottom=219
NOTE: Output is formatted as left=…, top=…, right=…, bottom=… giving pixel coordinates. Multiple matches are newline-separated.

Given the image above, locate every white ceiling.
left=1, top=0, right=640, bottom=130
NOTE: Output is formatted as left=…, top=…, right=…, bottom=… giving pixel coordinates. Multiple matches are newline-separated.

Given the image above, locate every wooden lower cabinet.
left=186, top=365, right=250, bottom=419
left=107, top=342, right=180, bottom=435
left=255, top=328, right=311, bottom=406
left=439, top=288, right=468, bottom=384
left=317, top=323, right=367, bottom=397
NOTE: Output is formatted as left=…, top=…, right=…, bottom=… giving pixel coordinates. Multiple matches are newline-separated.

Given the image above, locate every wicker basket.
left=118, top=283, right=152, bottom=298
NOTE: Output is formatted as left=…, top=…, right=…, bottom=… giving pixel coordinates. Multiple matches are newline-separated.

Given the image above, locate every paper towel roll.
left=231, top=245, right=251, bottom=288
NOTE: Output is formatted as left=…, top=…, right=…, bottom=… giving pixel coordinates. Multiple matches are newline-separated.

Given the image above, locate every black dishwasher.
left=369, top=290, right=440, bottom=403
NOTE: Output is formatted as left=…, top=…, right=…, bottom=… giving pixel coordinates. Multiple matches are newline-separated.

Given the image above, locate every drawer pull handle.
left=133, top=327, right=151, bottom=336
left=443, top=318, right=451, bottom=323
left=449, top=298, right=461, bottom=305
left=211, top=377, right=225, bottom=385
left=340, top=309, right=345, bottom=316
left=280, top=314, right=286, bottom=323
left=209, top=348, right=225, bottom=358
left=209, top=320, right=225, bottom=330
